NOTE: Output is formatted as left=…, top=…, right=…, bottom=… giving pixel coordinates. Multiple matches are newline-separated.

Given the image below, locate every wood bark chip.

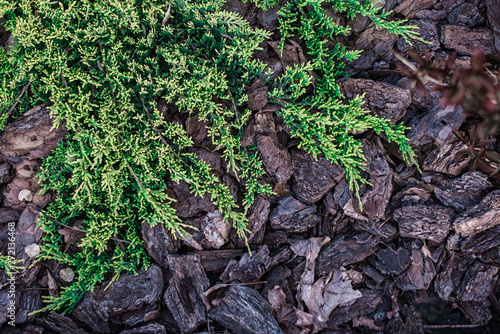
left=220, top=245, right=272, bottom=283
left=163, top=254, right=209, bottom=334
left=291, top=151, right=344, bottom=205
left=207, top=285, right=284, bottom=334
left=394, top=204, right=454, bottom=243
left=73, top=265, right=163, bottom=333
left=269, top=196, right=320, bottom=232
left=36, top=313, right=88, bottom=334
left=317, top=232, right=380, bottom=275
left=394, top=241, right=436, bottom=291
left=454, top=190, right=500, bottom=237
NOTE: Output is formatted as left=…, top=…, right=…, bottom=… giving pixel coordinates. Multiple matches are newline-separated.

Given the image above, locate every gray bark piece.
left=440, top=26, right=497, bottom=58
left=208, top=285, right=283, bottom=334
left=141, top=221, right=180, bottom=268
left=433, top=172, right=492, bottom=212
left=317, top=232, right=380, bottom=275
left=456, top=261, right=499, bottom=302
left=73, top=266, right=163, bottom=333
left=163, top=254, right=209, bottom=334
left=269, top=196, right=320, bottom=232
left=291, top=152, right=344, bottom=205
left=394, top=205, right=454, bottom=243
left=339, top=78, right=411, bottom=124
left=454, top=190, right=500, bottom=237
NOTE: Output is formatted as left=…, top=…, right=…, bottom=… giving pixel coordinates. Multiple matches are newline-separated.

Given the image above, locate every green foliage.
left=0, top=254, right=24, bottom=278
left=261, top=0, right=420, bottom=196
left=1, top=0, right=272, bottom=314
left=0, top=0, right=421, bottom=315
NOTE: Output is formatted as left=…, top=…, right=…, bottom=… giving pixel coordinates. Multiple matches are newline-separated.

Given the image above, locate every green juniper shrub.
left=0, top=0, right=421, bottom=314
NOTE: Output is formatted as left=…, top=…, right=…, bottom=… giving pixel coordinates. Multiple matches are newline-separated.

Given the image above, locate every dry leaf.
left=25, top=243, right=40, bottom=257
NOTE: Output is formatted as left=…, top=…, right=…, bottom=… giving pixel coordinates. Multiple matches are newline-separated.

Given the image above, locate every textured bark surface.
left=163, top=255, right=209, bottom=334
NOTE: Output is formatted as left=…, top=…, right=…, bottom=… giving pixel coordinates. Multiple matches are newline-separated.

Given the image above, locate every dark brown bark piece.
left=247, top=79, right=268, bottom=111
left=422, top=135, right=468, bottom=176
left=486, top=0, right=500, bottom=54
left=342, top=139, right=393, bottom=223
left=0, top=105, right=67, bottom=159
left=434, top=254, right=471, bottom=301
left=163, top=254, right=209, bottom=334
left=355, top=24, right=398, bottom=56
left=15, top=204, right=42, bottom=286
left=440, top=26, right=497, bottom=58
left=456, top=261, right=499, bottom=302
left=433, top=171, right=492, bottom=212
left=397, top=20, right=439, bottom=52
left=119, top=323, right=167, bottom=334
left=394, top=0, right=437, bottom=18
left=459, top=301, right=492, bottom=326
left=197, top=249, right=243, bottom=272
left=326, top=288, right=384, bottom=326
left=219, top=245, right=271, bottom=283
left=15, top=283, right=43, bottom=324
left=167, top=180, right=214, bottom=218
left=459, top=221, right=500, bottom=256
left=73, top=265, right=163, bottom=333
left=269, top=196, right=319, bottom=232
left=235, top=196, right=270, bottom=247
left=339, top=78, right=411, bottom=123
left=0, top=162, right=12, bottom=184
left=257, top=135, right=293, bottom=186
left=208, top=285, right=283, bottom=334
left=448, top=3, right=484, bottom=27
left=317, top=232, right=380, bottom=275
left=394, top=241, right=436, bottom=291
left=373, top=246, right=410, bottom=275
left=291, top=152, right=344, bottom=205
left=36, top=313, right=87, bottom=334
left=141, top=221, right=180, bottom=268
left=454, top=190, right=500, bottom=237
left=407, top=105, right=465, bottom=151
left=0, top=207, right=20, bottom=223
left=393, top=205, right=454, bottom=243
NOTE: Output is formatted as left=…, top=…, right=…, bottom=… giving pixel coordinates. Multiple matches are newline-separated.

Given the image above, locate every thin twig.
left=162, top=4, right=171, bottom=25
left=7, top=81, right=31, bottom=117
left=423, top=324, right=483, bottom=329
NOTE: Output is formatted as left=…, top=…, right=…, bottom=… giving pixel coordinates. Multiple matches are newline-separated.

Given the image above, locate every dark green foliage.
left=0, top=0, right=421, bottom=314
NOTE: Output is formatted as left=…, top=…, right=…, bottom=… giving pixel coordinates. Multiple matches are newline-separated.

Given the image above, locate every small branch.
left=422, top=324, right=483, bottom=329
left=162, top=4, right=171, bottom=25
left=7, top=81, right=31, bottom=117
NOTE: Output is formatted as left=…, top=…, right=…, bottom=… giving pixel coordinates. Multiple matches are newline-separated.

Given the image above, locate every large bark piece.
left=394, top=204, right=454, bottom=243
left=220, top=246, right=272, bottom=283
left=456, top=261, right=499, bottom=302
left=454, top=190, right=500, bottom=237
left=317, top=232, right=380, bottom=275
left=433, top=172, right=492, bottom=212
left=36, top=313, right=87, bottom=334
left=163, top=254, right=209, bottom=334
left=291, top=152, right=344, bottom=205
left=394, top=241, right=436, bottom=291
left=208, top=285, right=283, bottom=334
left=440, top=25, right=497, bottom=58
left=269, top=196, right=320, bottom=232
left=339, top=78, right=411, bottom=123
left=141, top=221, right=180, bottom=268
left=73, top=266, right=163, bottom=333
